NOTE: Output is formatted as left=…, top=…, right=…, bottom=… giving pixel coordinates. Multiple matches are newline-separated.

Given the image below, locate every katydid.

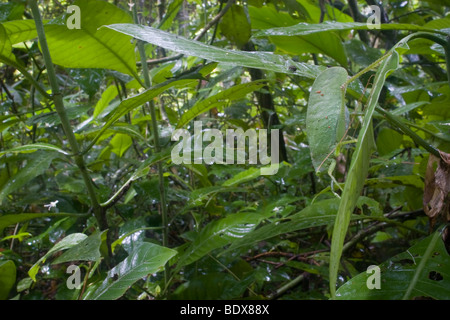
left=306, top=67, right=355, bottom=197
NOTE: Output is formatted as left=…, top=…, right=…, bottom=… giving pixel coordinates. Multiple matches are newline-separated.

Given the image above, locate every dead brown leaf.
left=423, top=151, right=450, bottom=226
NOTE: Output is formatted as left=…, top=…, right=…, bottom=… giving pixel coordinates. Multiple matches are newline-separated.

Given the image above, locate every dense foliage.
left=0, top=0, right=449, bottom=300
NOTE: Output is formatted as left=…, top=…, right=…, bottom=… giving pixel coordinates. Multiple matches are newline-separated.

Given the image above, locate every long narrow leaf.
left=177, top=80, right=266, bottom=128
left=0, top=143, right=70, bottom=157
left=253, top=21, right=447, bottom=37
left=104, top=23, right=324, bottom=79
left=329, top=34, right=417, bottom=298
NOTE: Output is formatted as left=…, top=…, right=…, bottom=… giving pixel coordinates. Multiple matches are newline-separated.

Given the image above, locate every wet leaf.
left=336, top=231, right=450, bottom=300
left=88, top=242, right=177, bottom=300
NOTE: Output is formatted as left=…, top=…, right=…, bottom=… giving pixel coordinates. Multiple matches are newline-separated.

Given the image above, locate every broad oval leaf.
left=0, top=23, right=17, bottom=64
left=44, top=0, right=137, bottom=77
left=89, top=242, right=177, bottom=300
left=249, top=6, right=348, bottom=67
left=28, top=233, right=88, bottom=281
left=52, top=231, right=104, bottom=264
left=2, top=19, right=38, bottom=45
left=306, top=66, right=348, bottom=173
left=219, top=4, right=251, bottom=48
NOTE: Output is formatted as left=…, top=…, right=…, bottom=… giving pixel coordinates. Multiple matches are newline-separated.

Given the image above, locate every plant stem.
left=1, top=57, right=52, bottom=99
left=132, top=0, right=169, bottom=284
left=375, top=106, right=441, bottom=158
left=267, top=273, right=305, bottom=299
left=28, top=0, right=106, bottom=231
left=402, top=229, right=442, bottom=300
left=408, top=33, right=450, bottom=89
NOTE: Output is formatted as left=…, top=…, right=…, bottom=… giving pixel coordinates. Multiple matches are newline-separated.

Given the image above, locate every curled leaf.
left=423, top=151, right=450, bottom=226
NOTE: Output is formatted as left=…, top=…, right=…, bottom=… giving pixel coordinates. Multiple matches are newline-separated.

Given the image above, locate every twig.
left=132, top=0, right=169, bottom=285
left=28, top=1, right=107, bottom=233
left=267, top=273, right=305, bottom=300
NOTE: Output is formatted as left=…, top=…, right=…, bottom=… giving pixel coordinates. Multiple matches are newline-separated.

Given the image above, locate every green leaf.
left=1, top=232, right=32, bottom=242
left=158, top=0, right=184, bottom=31
left=0, top=23, right=17, bottom=64
left=186, top=185, right=246, bottom=208
left=0, top=143, right=70, bottom=157
left=177, top=80, right=266, bottom=128
left=43, top=0, right=137, bottom=77
left=391, top=101, right=429, bottom=116
left=28, top=233, right=88, bottom=281
left=376, top=127, right=403, bottom=156
left=306, top=66, right=349, bottom=173
left=100, top=149, right=171, bottom=207
left=249, top=6, right=348, bottom=67
left=0, top=213, right=82, bottom=234
left=104, top=23, right=323, bottom=79
left=176, top=211, right=265, bottom=268
left=2, top=19, right=38, bottom=45
left=329, top=35, right=416, bottom=298
left=93, top=84, right=119, bottom=119
left=28, top=105, right=91, bottom=127
left=84, top=77, right=199, bottom=153
left=336, top=231, right=450, bottom=300
left=172, top=272, right=251, bottom=300
left=222, top=167, right=261, bottom=187
left=0, top=261, right=16, bottom=300
left=0, top=151, right=58, bottom=205
left=365, top=175, right=424, bottom=189
left=219, top=4, right=251, bottom=48
left=0, top=2, right=24, bottom=22
left=177, top=196, right=301, bottom=267
left=52, top=231, right=103, bottom=264
left=223, top=198, right=341, bottom=254
left=109, top=133, right=132, bottom=158
left=88, top=242, right=177, bottom=300
left=253, top=21, right=447, bottom=38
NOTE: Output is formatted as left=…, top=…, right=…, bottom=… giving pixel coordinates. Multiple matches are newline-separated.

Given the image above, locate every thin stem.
left=1, top=56, right=51, bottom=99
left=402, top=229, right=442, bottom=300
left=132, top=0, right=169, bottom=285
left=267, top=273, right=305, bottom=300
left=193, top=0, right=235, bottom=42
left=28, top=1, right=106, bottom=231
left=346, top=52, right=391, bottom=86
left=375, top=106, right=441, bottom=158
left=407, top=33, right=450, bottom=89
